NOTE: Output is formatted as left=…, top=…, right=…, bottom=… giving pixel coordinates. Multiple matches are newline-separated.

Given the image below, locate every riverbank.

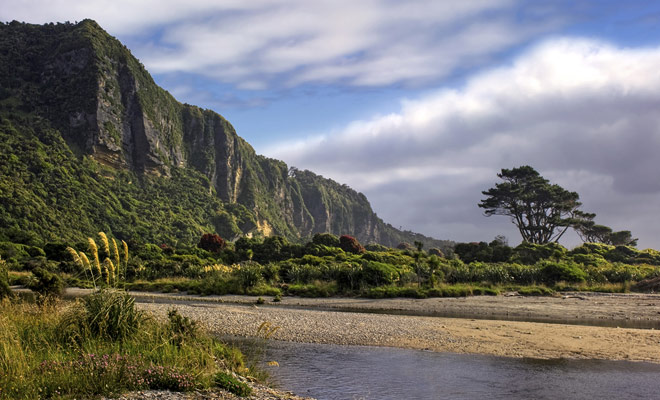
left=89, top=289, right=660, bottom=363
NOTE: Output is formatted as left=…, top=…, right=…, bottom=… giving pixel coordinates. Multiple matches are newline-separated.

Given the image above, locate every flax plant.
left=72, top=234, right=129, bottom=288
left=67, top=247, right=97, bottom=288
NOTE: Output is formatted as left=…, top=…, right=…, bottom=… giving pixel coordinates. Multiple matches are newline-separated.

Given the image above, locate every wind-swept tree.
left=479, top=166, right=581, bottom=244
left=573, top=211, right=638, bottom=246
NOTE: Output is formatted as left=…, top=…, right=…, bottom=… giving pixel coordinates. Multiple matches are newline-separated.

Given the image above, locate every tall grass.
left=0, top=293, right=247, bottom=399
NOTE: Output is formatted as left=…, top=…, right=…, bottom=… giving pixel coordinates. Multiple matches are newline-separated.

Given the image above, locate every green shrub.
left=285, top=263, right=321, bottom=284
left=364, top=286, right=426, bottom=299
left=571, top=253, right=608, bottom=266
left=167, top=308, right=198, bottom=346
left=539, top=261, right=586, bottom=284
left=246, top=284, right=281, bottom=296
left=0, top=256, right=11, bottom=299
left=512, top=242, right=567, bottom=265
left=517, top=286, right=554, bottom=296
left=332, top=262, right=363, bottom=291
left=236, top=262, right=263, bottom=290
left=506, top=263, right=541, bottom=285
left=0, top=241, right=31, bottom=267
left=214, top=371, right=252, bottom=397
left=427, top=285, right=472, bottom=297
left=286, top=283, right=337, bottom=297
left=27, top=267, right=64, bottom=300
left=312, top=233, right=340, bottom=247
left=472, top=286, right=499, bottom=296
left=362, top=261, right=399, bottom=286
left=67, top=290, right=146, bottom=341
left=365, top=243, right=390, bottom=252
left=570, top=242, right=614, bottom=257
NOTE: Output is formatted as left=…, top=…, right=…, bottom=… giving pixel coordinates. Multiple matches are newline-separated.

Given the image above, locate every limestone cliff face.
left=0, top=20, right=451, bottom=249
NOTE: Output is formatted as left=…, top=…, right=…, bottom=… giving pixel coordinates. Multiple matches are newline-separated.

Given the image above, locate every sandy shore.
left=103, top=290, right=660, bottom=363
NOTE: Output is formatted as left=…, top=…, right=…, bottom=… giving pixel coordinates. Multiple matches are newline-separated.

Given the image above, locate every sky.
left=3, top=1, right=660, bottom=248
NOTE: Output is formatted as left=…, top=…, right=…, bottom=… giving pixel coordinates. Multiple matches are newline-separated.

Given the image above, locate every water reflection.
left=256, top=340, right=660, bottom=400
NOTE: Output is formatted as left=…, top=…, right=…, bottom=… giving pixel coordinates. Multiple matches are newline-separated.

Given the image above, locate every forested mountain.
left=0, top=19, right=452, bottom=251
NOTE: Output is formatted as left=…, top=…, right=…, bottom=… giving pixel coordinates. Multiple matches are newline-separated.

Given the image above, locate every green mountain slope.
left=0, top=20, right=452, bottom=251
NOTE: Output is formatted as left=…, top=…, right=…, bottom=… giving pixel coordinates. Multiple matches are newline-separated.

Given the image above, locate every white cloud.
left=1, top=0, right=568, bottom=89
left=265, top=38, right=660, bottom=248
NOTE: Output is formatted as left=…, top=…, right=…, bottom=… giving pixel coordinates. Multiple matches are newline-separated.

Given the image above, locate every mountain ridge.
left=0, top=19, right=452, bottom=251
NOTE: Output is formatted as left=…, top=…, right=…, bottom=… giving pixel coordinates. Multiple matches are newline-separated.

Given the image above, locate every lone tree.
left=479, top=166, right=581, bottom=244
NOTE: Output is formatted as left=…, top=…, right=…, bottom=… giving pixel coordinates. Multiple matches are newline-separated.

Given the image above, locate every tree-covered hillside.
left=0, top=20, right=452, bottom=251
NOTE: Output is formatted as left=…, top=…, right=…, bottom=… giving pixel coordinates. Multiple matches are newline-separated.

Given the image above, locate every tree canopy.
left=573, top=211, right=638, bottom=246
left=479, top=166, right=581, bottom=244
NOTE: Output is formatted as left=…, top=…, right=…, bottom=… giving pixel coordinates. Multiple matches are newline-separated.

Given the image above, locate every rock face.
left=0, top=20, right=451, bottom=249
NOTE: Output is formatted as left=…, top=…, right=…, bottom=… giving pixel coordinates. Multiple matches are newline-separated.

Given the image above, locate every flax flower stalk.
left=79, top=252, right=96, bottom=289
left=88, top=238, right=102, bottom=278
left=122, top=240, right=129, bottom=277
left=98, top=232, right=110, bottom=258
left=111, top=238, right=121, bottom=282
left=66, top=247, right=83, bottom=270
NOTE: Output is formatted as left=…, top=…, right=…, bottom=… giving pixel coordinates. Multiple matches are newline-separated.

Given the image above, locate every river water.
left=256, top=340, right=660, bottom=400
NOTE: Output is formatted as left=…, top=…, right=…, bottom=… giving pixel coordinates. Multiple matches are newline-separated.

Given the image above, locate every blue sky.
left=4, top=1, right=660, bottom=248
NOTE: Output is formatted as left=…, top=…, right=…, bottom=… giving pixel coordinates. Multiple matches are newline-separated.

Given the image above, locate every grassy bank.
left=0, top=290, right=251, bottom=399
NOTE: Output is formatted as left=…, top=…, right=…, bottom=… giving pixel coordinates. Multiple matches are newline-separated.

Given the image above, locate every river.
left=256, top=340, right=660, bottom=400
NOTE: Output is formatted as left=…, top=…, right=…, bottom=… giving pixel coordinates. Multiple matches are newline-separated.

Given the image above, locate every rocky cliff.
left=0, top=20, right=451, bottom=250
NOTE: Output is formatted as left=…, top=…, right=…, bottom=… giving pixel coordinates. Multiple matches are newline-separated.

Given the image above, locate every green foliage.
left=312, top=232, right=340, bottom=247
left=454, top=241, right=512, bottom=263
left=0, top=294, right=247, bottom=398
left=512, top=242, right=567, bottom=265
left=286, top=282, right=337, bottom=297
left=362, top=261, right=400, bottom=286
left=64, top=290, right=145, bottom=342
left=516, top=286, right=555, bottom=296
left=236, top=262, right=263, bottom=291
left=214, top=371, right=253, bottom=397
left=27, top=267, right=64, bottom=300
left=365, top=285, right=499, bottom=299
left=0, top=257, right=11, bottom=299
left=365, top=286, right=427, bottom=299
left=539, top=261, right=587, bottom=284
left=167, top=308, right=198, bottom=347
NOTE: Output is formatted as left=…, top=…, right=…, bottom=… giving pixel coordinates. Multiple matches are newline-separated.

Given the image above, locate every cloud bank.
left=1, top=0, right=568, bottom=89
left=266, top=38, right=660, bottom=248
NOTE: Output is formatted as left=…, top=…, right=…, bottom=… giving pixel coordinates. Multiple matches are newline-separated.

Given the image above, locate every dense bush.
left=512, top=242, right=567, bottom=264
left=454, top=240, right=512, bottom=263
left=539, top=261, right=587, bottom=284
left=214, top=372, right=252, bottom=397
left=428, top=248, right=444, bottom=257
left=362, top=261, right=400, bottom=286
left=0, top=256, right=11, bottom=298
left=339, top=235, right=365, bottom=254
left=27, top=267, right=64, bottom=300
left=62, top=290, right=146, bottom=341
left=236, top=262, right=263, bottom=290
left=312, top=233, right=340, bottom=247
left=198, top=233, right=226, bottom=253
left=365, top=243, right=390, bottom=252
